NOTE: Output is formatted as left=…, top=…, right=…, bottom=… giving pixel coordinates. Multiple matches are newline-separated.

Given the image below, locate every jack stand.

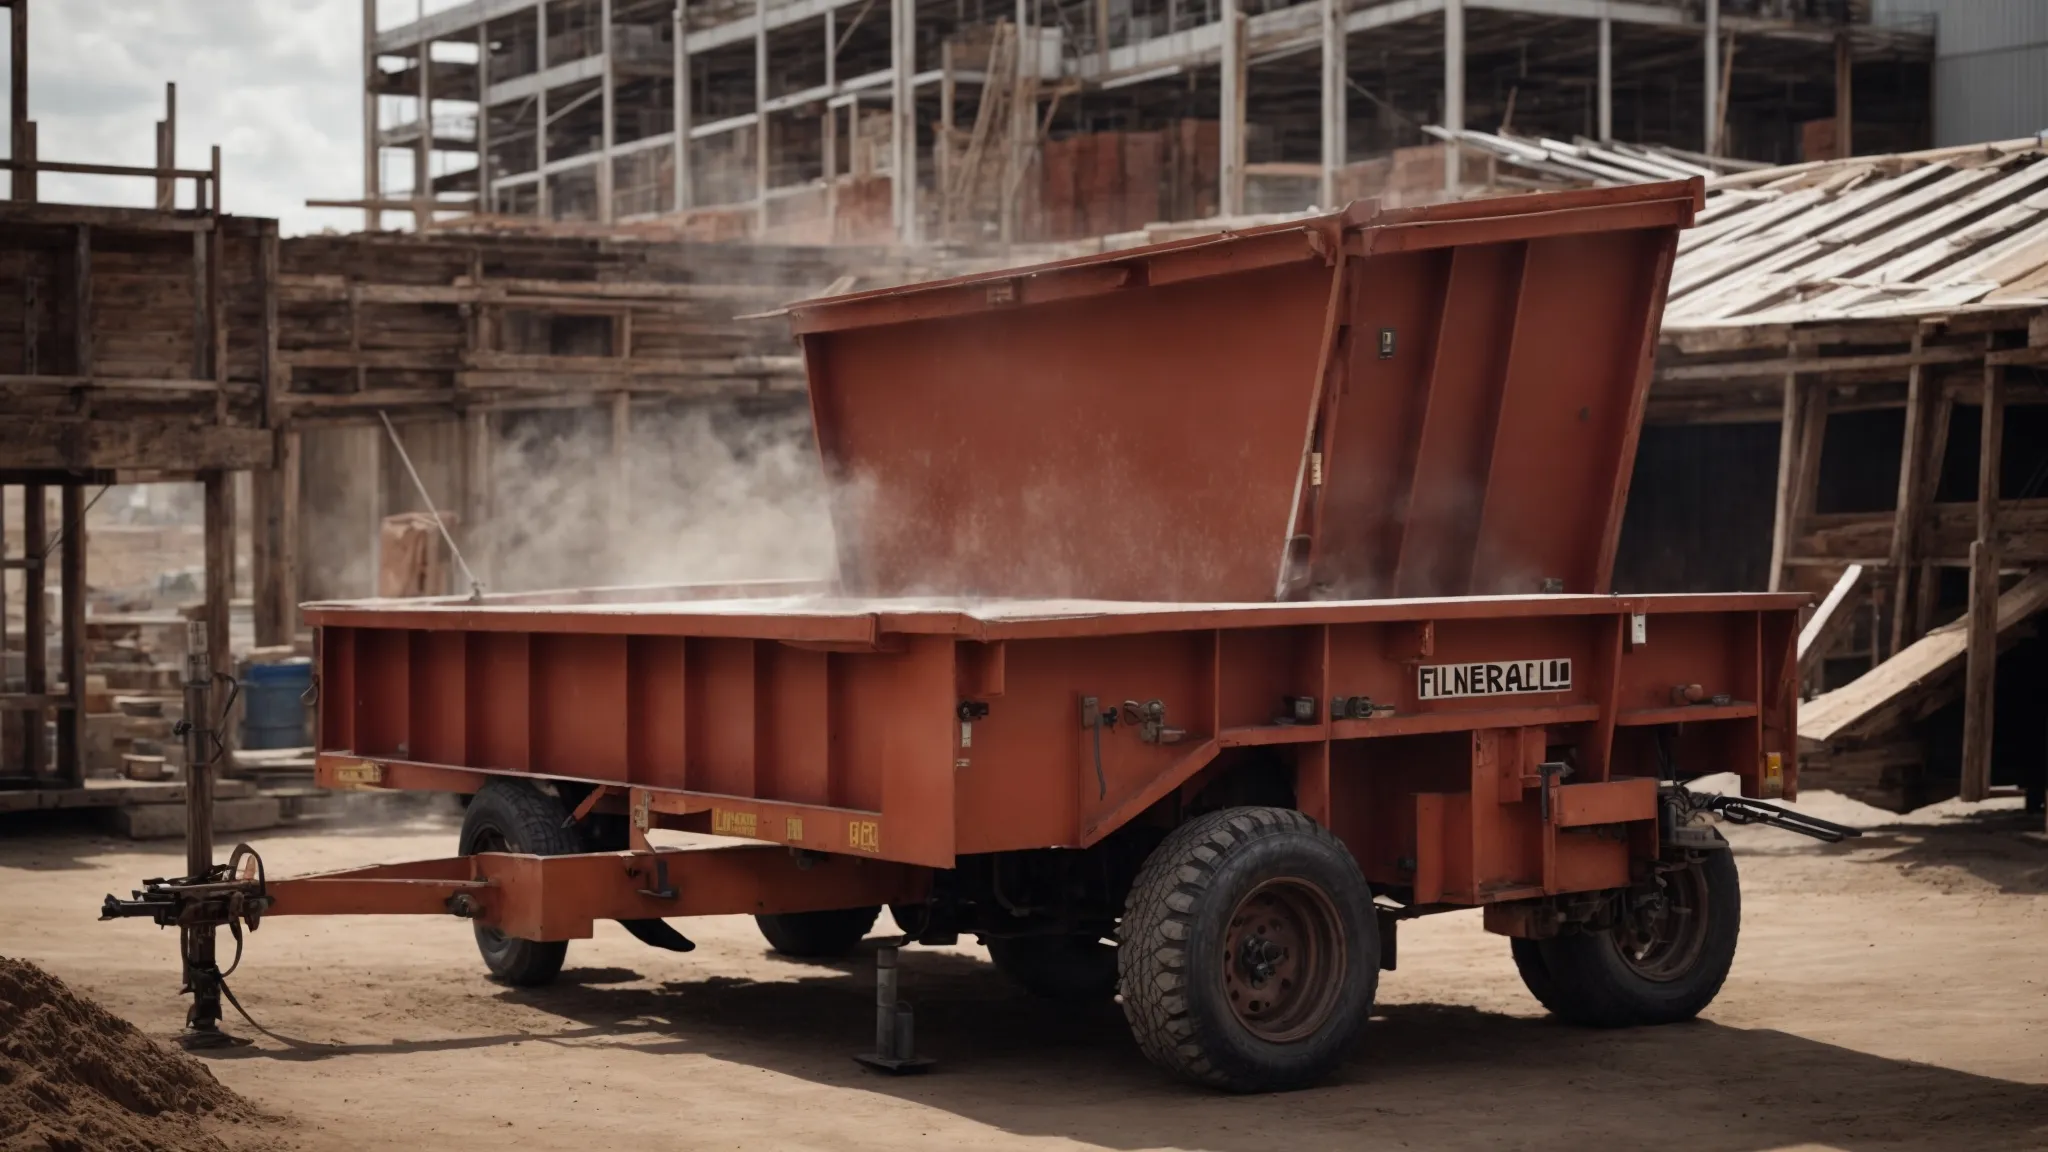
left=174, top=618, right=239, bottom=1051
left=853, top=946, right=934, bottom=1074
left=177, top=935, right=235, bottom=1050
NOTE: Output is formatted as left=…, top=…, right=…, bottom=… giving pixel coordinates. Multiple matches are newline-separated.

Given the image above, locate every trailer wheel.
left=755, top=906, right=880, bottom=958
left=459, top=780, right=581, bottom=987
left=987, top=934, right=1118, bottom=1001
left=1518, top=848, right=1741, bottom=1028
left=1119, top=806, right=1377, bottom=1093
left=1509, top=938, right=1566, bottom=1017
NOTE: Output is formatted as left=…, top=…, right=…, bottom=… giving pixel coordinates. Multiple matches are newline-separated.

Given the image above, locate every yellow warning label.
left=847, top=820, right=880, bottom=854
left=330, top=760, right=382, bottom=788
left=1763, top=752, right=1784, bottom=799
left=785, top=817, right=804, bottom=841
left=712, top=809, right=759, bottom=837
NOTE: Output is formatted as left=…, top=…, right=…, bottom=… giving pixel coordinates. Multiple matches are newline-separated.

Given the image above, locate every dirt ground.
left=4, top=790, right=2046, bottom=1152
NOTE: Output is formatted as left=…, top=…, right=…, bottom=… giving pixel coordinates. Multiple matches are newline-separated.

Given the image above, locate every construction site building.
left=358, top=0, right=1933, bottom=241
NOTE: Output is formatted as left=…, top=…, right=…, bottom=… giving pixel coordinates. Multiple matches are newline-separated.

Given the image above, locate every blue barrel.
left=242, top=659, right=313, bottom=750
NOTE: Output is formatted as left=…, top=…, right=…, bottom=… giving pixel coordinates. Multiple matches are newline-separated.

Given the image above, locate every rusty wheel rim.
left=1221, top=877, right=1346, bottom=1043
left=1612, top=864, right=1709, bottom=982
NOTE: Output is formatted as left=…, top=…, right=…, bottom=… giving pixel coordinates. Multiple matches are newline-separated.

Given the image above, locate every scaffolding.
left=347, top=0, right=1931, bottom=242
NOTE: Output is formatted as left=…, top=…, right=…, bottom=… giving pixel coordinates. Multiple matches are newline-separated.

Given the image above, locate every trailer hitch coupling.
left=1661, top=786, right=1863, bottom=846
left=99, top=843, right=272, bottom=932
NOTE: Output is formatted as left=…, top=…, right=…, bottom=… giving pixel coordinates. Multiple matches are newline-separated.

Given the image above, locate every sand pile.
left=0, top=957, right=253, bottom=1152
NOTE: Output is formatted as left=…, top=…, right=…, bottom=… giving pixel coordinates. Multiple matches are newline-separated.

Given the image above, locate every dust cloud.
left=479, top=402, right=841, bottom=595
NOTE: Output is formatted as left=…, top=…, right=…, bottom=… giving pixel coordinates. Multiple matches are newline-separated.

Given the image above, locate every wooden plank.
left=1766, top=369, right=1800, bottom=592
left=1655, top=343, right=1981, bottom=382
left=1801, top=569, right=2048, bottom=745
left=72, top=224, right=91, bottom=376
left=1797, top=563, right=1865, bottom=678
left=1887, top=337, right=1929, bottom=655
left=203, top=471, right=235, bottom=756
left=57, top=483, right=85, bottom=786
left=0, top=419, right=274, bottom=470
left=22, top=484, right=46, bottom=777
left=1960, top=540, right=1998, bottom=802
left=1961, top=360, right=2004, bottom=802
left=0, top=202, right=214, bottom=230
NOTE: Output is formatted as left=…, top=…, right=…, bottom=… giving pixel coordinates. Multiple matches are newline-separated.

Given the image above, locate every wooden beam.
left=1767, top=370, right=1801, bottom=593
left=1702, top=0, right=1718, bottom=154
left=21, top=483, right=46, bottom=777
left=1802, top=569, right=2048, bottom=746
left=10, top=0, right=26, bottom=203
left=1886, top=336, right=1927, bottom=656
left=56, top=482, right=84, bottom=786
left=1834, top=29, right=1851, bottom=159
left=1961, top=362, right=2003, bottom=802
left=203, top=470, right=235, bottom=755
left=156, top=83, right=176, bottom=209
left=71, top=224, right=91, bottom=377
left=1596, top=16, right=1611, bottom=142
left=0, top=419, right=274, bottom=471
left=1915, top=390, right=1955, bottom=638
left=253, top=428, right=300, bottom=647
left=461, top=407, right=493, bottom=587
left=1791, top=378, right=1828, bottom=532
left=1797, top=562, right=1864, bottom=680
left=1960, top=541, right=1997, bottom=802
left=259, top=220, right=280, bottom=427
left=1656, top=344, right=1981, bottom=382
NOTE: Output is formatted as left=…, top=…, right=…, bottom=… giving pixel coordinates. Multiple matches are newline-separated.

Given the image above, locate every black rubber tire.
left=1522, top=849, right=1741, bottom=1028
left=459, top=780, right=581, bottom=987
left=1510, top=937, right=1568, bottom=1016
left=988, top=934, right=1119, bottom=1001
left=755, top=906, right=880, bottom=958
left=1118, top=806, right=1378, bottom=1093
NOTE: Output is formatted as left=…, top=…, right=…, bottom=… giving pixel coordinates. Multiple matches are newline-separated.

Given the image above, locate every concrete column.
left=363, top=0, right=380, bottom=228
left=476, top=22, right=493, bottom=212
left=1320, top=0, right=1345, bottom=209
left=600, top=0, right=615, bottom=221
left=536, top=0, right=551, bottom=217
left=1443, top=0, right=1462, bottom=193
left=755, top=0, right=769, bottom=231
left=1220, top=0, right=1246, bottom=216
left=890, top=0, right=916, bottom=240
left=1002, top=0, right=1031, bottom=243
left=415, top=37, right=433, bottom=230
left=674, top=0, right=690, bottom=210
left=1596, top=16, right=1611, bottom=142
left=1704, top=0, right=1719, bottom=155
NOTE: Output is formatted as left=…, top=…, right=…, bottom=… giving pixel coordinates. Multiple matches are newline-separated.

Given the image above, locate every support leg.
left=854, top=944, right=934, bottom=1073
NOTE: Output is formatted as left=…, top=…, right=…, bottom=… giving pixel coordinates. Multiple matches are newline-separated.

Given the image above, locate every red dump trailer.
left=105, top=180, right=1855, bottom=1093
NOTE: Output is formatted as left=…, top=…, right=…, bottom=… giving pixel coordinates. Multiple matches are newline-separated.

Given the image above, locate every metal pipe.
left=873, top=944, right=900, bottom=1060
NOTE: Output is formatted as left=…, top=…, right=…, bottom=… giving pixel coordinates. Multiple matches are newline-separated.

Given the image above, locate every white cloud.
left=0, top=0, right=470, bottom=236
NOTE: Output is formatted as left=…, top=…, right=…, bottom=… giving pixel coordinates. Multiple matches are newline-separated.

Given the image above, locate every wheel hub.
left=1612, top=863, right=1709, bottom=982
left=1221, top=877, right=1346, bottom=1043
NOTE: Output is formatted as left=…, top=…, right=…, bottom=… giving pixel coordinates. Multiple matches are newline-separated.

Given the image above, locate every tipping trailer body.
left=298, top=590, right=1802, bottom=940
left=110, top=180, right=1834, bottom=1089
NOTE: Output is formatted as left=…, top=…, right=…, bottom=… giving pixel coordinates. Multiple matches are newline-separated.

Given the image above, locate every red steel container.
left=790, top=181, right=1699, bottom=603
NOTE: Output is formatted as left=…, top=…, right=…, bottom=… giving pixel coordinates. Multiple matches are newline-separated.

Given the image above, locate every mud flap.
left=618, top=918, right=696, bottom=952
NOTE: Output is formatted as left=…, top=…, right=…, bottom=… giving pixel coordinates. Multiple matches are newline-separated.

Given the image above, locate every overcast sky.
left=2, top=1, right=467, bottom=235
